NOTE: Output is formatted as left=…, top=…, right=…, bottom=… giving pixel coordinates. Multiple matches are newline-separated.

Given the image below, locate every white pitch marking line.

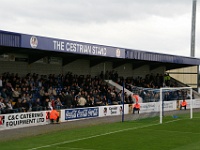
left=27, top=123, right=158, bottom=150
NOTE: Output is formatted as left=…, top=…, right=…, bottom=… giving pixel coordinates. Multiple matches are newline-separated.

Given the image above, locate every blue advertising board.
left=65, top=107, right=99, bottom=120
left=21, top=34, right=125, bottom=58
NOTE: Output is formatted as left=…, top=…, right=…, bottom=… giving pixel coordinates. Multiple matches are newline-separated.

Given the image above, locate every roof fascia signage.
left=21, top=34, right=125, bottom=58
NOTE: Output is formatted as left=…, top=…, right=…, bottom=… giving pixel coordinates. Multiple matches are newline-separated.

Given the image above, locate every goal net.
left=159, top=87, right=193, bottom=124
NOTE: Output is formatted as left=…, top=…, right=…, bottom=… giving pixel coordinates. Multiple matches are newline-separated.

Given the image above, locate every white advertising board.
left=0, top=111, right=49, bottom=130
left=99, top=105, right=125, bottom=117
left=140, top=102, right=157, bottom=113
left=162, top=101, right=176, bottom=111
left=183, top=99, right=200, bottom=109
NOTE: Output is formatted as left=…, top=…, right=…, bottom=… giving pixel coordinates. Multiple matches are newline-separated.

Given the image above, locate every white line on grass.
left=27, top=118, right=198, bottom=150
left=163, top=119, right=182, bottom=124
left=27, top=123, right=158, bottom=150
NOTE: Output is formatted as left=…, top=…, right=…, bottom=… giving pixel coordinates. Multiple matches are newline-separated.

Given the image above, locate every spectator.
left=0, top=88, right=8, bottom=99
left=78, top=96, right=87, bottom=107
left=49, top=98, right=55, bottom=110
left=12, top=87, right=21, bottom=102
left=32, top=98, right=43, bottom=111
left=86, top=95, right=93, bottom=107
left=65, top=93, right=73, bottom=108
left=106, top=89, right=112, bottom=105
left=54, top=97, right=63, bottom=110
left=42, top=92, right=50, bottom=107
left=101, top=95, right=108, bottom=106
left=39, top=86, right=45, bottom=98
left=21, top=99, right=30, bottom=112
left=71, top=96, right=78, bottom=108
left=6, top=99, right=18, bottom=113
left=116, top=91, right=122, bottom=104
left=94, top=95, right=104, bottom=106
left=124, top=92, right=129, bottom=104
left=43, top=98, right=53, bottom=110
left=48, top=86, right=57, bottom=99
left=59, top=91, right=67, bottom=107
left=0, top=97, right=6, bottom=114
left=13, top=98, right=23, bottom=112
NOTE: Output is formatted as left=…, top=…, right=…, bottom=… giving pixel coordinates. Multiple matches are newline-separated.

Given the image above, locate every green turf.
left=1, top=112, right=200, bottom=150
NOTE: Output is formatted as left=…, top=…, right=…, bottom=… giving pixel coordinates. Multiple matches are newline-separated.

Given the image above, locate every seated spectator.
left=12, top=87, right=21, bottom=102
left=0, top=88, right=8, bottom=99
left=54, top=97, right=63, bottom=110
left=116, top=91, right=122, bottom=104
left=58, top=91, right=67, bottom=106
left=6, top=99, right=18, bottom=113
left=94, top=95, right=104, bottom=106
left=21, top=99, right=30, bottom=112
left=101, top=95, right=108, bottom=105
left=50, top=98, right=55, bottom=110
left=43, top=98, right=53, bottom=110
left=78, top=96, right=87, bottom=107
left=32, top=98, right=43, bottom=111
left=65, top=93, right=73, bottom=108
left=106, top=89, right=112, bottom=105
left=48, top=86, right=57, bottom=100
left=13, top=98, right=23, bottom=112
left=110, top=89, right=118, bottom=105
left=39, top=86, right=45, bottom=98
left=124, top=92, right=130, bottom=104
left=21, top=93, right=27, bottom=101
left=0, top=97, right=6, bottom=114
left=71, top=96, right=78, bottom=108
left=87, top=95, right=94, bottom=107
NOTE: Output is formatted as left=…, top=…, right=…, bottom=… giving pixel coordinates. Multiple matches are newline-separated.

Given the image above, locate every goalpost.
left=159, top=87, right=193, bottom=124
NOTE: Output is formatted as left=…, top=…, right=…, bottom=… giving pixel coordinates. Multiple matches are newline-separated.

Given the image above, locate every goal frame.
left=160, top=87, right=193, bottom=124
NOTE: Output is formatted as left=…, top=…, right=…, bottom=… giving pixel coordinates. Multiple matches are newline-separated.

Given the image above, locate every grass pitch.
left=0, top=112, right=200, bottom=150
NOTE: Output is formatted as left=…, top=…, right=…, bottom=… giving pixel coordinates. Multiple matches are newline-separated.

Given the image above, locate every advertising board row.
left=1, top=99, right=200, bottom=130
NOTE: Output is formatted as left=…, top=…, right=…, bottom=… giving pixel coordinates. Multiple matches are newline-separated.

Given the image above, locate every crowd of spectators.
left=0, top=72, right=133, bottom=114
left=0, top=71, right=190, bottom=114
left=117, top=73, right=191, bottom=102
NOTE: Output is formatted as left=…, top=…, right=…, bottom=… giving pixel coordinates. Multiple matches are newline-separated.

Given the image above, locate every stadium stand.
left=1, top=30, right=200, bottom=116
left=0, top=71, right=197, bottom=114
